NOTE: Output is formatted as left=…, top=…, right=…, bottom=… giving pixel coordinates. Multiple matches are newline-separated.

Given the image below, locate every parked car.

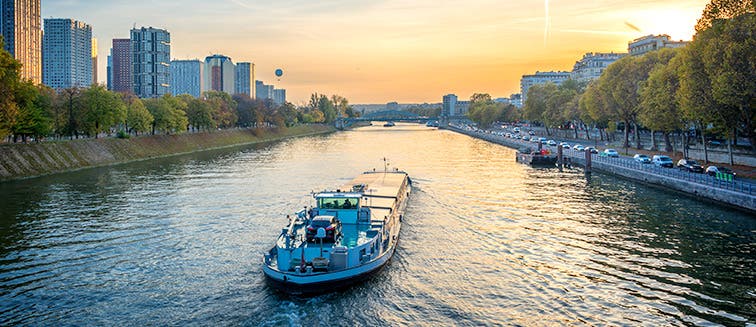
left=559, top=142, right=570, bottom=149
left=585, top=147, right=599, bottom=154
left=538, top=137, right=548, bottom=144
left=573, top=144, right=585, bottom=152
left=306, top=216, right=341, bottom=242
left=513, top=127, right=520, bottom=133
left=601, top=149, right=619, bottom=157
left=677, top=159, right=704, bottom=173
left=528, top=130, right=535, bottom=136
left=633, top=154, right=651, bottom=164
left=652, top=155, right=674, bottom=168
left=547, top=140, right=557, bottom=146
left=706, top=166, right=736, bottom=177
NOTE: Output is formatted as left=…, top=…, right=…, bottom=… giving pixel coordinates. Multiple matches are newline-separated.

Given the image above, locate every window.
left=318, top=197, right=359, bottom=209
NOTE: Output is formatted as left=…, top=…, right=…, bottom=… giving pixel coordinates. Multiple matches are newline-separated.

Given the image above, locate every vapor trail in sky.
left=544, top=0, right=551, bottom=46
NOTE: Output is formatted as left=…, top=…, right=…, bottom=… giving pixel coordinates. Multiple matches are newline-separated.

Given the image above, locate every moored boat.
left=383, top=121, right=395, bottom=127
left=516, top=147, right=557, bottom=166
left=262, top=166, right=411, bottom=295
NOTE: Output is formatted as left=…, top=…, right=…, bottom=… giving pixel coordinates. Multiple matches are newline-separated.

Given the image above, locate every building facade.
left=273, top=88, right=286, bottom=105
left=1, top=0, right=42, bottom=83
left=628, top=34, right=688, bottom=56
left=386, top=102, right=399, bottom=111
left=170, top=59, right=203, bottom=98
left=110, top=38, right=131, bottom=93
left=91, top=37, right=97, bottom=84
left=520, top=71, right=570, bottom=102
left=106, top=54, right=112, bottom=90
left=234, top=62, right=254, bottom=96
left=442, top=94, right=457, bottom=117
left=42, top=18, right=92, bottom=90
left=131, top=27, right=170, bottom=98
left=570, top=52, right=625, bottom=82
left=203, top=54, right=234, bottom=94
left=255, top=80, right=273, bottom=100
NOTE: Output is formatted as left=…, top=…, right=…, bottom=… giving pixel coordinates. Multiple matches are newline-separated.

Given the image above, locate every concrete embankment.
left=0, top=125, right=335, bottom=182
left=445, top=126, right=756, bottom=213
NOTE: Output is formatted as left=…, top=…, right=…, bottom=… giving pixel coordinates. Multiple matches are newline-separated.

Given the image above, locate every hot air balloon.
left=275, top=69, right=283, bottom=77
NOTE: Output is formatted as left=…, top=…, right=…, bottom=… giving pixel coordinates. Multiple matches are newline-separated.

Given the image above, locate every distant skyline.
left=42, top=0, right=708, bottom=104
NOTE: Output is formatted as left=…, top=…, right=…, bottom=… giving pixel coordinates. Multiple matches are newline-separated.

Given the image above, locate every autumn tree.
left=695, top=0, right=755, bottom=32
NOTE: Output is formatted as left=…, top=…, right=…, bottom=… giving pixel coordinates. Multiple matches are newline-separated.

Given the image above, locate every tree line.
left=0, top=38, right=358, bottom=143
left=516, top=2, right=753, bottom=164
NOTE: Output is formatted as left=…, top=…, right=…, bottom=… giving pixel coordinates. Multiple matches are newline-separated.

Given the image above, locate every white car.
left=633, top=154, right=651, bottom=164
left=573, top=144, right=585, bottom=151
left=601, top=149, right=619, bottom=157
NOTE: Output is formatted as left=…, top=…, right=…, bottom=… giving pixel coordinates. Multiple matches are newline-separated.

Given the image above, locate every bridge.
left=353, top=110, right=430, bottom=122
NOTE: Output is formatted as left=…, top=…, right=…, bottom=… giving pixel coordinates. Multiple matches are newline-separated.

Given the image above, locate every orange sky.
left=46, top=0, right=709, bottom=104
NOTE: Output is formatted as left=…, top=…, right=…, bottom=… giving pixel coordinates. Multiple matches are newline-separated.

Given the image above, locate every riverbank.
left=0, top=124, right=335, bottom=182
left=445, top=125, right=756, bottom=213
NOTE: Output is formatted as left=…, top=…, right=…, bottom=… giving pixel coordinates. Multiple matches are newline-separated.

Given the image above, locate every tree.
left=144, top=96, right=187, bottom=135
left=0, top=37, right=21, bottom=141
left=640, top=53, right=685, bottom=152
left=523, top=83, right=558, bottom=135
left=124, top=96, right=153, bottom=136
left=204, top=91, right=237, bottom=128
left=702, top=13, right=756, bottom=153
left=695, top=0, right=755, bottom=32
left=12, top=81, right=52, bottom=142
left=80, top=85, right=126, bottom=138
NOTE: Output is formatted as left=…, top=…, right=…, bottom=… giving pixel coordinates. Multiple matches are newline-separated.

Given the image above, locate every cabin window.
left=318, top=197, right=359, bottom=209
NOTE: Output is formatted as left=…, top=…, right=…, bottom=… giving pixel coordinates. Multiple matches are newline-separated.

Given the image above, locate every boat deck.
left=276, top=171, right=408, bottom=252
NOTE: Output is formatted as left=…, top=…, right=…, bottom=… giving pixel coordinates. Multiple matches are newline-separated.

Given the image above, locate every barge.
left=516, top=147, right=557, bottom=166
left=263, top=167, right=411, bottom=295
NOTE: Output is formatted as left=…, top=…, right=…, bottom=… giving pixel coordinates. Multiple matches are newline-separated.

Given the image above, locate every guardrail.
left=454, top=127, right=754, bottom=197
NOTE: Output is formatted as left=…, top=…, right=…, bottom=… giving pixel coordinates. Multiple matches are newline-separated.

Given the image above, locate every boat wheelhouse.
left=263, top=169, right=411, bottom=294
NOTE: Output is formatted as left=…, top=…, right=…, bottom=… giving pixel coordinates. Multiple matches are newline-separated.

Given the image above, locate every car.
left=633, top=154, right=651, bottom=164
left=652, top=155, right=674, bottom=168
left=547, top=140, right=557, bottom=146
left=306, top=216, right=341, bottom=242
left=573, top=144, right=585, bottom=151
left=538, top=137, right=547, bottom=144
left=505, top=133, right=512, bottom=138
left=601, top=149, right=619, bottom=157
left=513, top=127, right=520, bottom=133
left=706, top=166, right=736, bottom=177
left=528, top=130, right=535, bottom=136
left=559, top=142, right=570, bottom=149
left=514, top=135, right=522, bottom=139
left=585, top=147, right=599, bottom=154
left=677, top=159, right=704, bottom=173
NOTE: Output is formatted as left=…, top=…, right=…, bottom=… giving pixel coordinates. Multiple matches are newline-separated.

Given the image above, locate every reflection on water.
left=0, top=124, right=754, bottom=326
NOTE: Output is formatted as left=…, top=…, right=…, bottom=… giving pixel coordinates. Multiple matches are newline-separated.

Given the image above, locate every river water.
left=0, top=124, right=754, bottom=326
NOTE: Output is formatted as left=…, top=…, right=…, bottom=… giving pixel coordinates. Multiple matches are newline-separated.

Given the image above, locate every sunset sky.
left=43, top=0, right=709, bottom=104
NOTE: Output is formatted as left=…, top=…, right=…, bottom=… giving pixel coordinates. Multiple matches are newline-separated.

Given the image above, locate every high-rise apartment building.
left=520, top=71, right=570, bottom=102
left=171, top=59, right=203, bottom=98
left=234, top=62, right=254, bottom=96
left=110, top=38, right=131, bottom=93
left=442, top=94, right=457, bottom=117
left=106, top=54, right=112, bottom=90
left=1, top=0, right=42, bottom=83
left=131, top=27, right=170, bottom=98
left=42, top=18, right=92, bottom=90
left=255, top=80, right=273, bottom=100
left=91, top=37, right=97, bottom=84
left=204, top=54, right=234, bottom=93
left=273, top=88, right=286, bottom=105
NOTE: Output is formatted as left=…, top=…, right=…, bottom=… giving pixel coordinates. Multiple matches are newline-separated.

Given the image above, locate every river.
left=0, top=124, right=754, bottom=326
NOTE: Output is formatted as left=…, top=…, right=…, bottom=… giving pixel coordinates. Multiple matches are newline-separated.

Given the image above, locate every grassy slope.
left=0, top=125, right=334, bottom=181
